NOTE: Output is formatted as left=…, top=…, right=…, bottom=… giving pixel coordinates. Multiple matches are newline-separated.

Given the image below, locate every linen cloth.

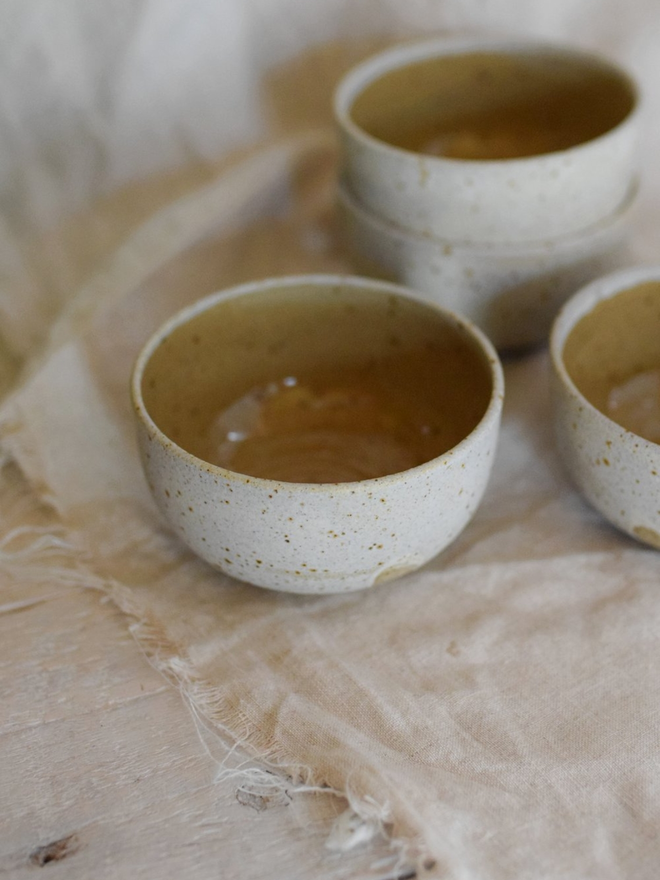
left=2, top=2, right=660, bottom=877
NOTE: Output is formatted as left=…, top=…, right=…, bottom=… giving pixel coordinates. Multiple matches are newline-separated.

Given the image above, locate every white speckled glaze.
left=131, top=275, right=504, bottom=593
left=335, top=39, right=639, bottom=244
left=550, top=265, right=660, bottom=549
left=339, top=180, right=636, bottom=351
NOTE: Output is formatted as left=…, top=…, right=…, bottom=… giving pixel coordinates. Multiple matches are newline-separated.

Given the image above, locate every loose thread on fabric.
left=0, top=483, right=426, bottom=876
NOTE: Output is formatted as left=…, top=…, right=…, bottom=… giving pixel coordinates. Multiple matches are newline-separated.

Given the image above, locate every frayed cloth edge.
left=0, top=476, right=424, bottom=875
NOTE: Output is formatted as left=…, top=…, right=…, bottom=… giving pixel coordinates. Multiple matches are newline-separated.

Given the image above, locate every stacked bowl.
left=335, top=39, right=640, bottom=350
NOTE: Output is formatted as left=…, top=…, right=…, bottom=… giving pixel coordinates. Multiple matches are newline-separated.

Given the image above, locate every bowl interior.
left=562, top=281, right=660, bottom=443
left=140, top=281, right=494, bottom=483
left=349, top=48, right=635, bottom=160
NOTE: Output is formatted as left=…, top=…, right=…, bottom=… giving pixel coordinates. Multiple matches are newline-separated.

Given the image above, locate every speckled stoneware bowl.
left=132, top=275, right=504, bottom=593
left=338, top=179, right=637, bottom=351
left=551, top=265, right=660, bottom=549
left=335, top=38, right=639, bottom=244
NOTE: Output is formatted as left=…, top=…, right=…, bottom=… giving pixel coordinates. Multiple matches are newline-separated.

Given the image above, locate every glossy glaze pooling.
left=563, top=282, right=660, bottom=430
left=141, top=284, right=492, bottom=481
left=551, top=268, right=660, bottom=550
left=133, top=276, right=504, bottom=593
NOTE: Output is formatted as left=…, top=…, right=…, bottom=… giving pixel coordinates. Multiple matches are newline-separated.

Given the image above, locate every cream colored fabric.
left=2, top=3, right=660, bottom=877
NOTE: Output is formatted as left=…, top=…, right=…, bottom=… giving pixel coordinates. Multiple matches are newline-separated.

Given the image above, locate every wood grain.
left=0, top=571, right=397, bottom=879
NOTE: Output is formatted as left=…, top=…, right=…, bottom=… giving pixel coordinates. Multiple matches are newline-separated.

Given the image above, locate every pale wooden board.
left=0, top=578, right=398, bottom=879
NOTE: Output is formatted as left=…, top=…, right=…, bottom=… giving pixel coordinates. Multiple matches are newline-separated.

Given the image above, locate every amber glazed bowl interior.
left=347, top=45, right=635, bottom=160
left=335, top=39, right=639, bottom=244
left=131, top=275, right=504, bottom=593
left=551, top=267, right=660, bottom=549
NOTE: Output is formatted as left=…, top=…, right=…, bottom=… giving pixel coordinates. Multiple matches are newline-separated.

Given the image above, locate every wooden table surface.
left=1, top=548, right=395, bottom=879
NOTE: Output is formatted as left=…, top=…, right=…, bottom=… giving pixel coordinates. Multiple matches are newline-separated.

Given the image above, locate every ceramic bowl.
left=132, top=275, right=504, bottom=593
left=550, top=265, right=660, bottom=548
left=338, top=179, right=636, bottom=351
left=335, top=38, right=639, bottom=244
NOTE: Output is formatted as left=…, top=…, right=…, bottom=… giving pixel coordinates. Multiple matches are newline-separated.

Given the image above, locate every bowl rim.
left=334, top=36, right=640, bottom=169
left=550, top=263, right=660, bottom=451
left=337, top=176, right=638, bottom=254
left=131, top=273, right=505, bottom=492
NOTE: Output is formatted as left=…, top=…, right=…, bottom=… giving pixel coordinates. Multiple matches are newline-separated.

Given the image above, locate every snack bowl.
left=550, top=265, right=660, bottom=548
left=335, top=38, right=639, bottom=244
left=131, top=275, right=504, bottom=593
left=338, top=179, right=636, bottom=351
